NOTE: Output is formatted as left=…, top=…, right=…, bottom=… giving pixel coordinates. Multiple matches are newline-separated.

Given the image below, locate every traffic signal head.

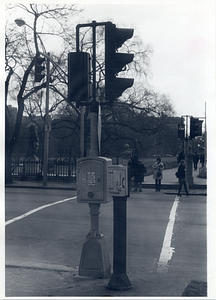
left=105, top=22, right=134, bottom=104
left=178, top=124, right=185, bottom=139
left=178, top=117, right=185, bottom=139
left=68, top=52, right=91, bottom=108
left=35, top=54, right=45, bottom=82
left=190, top=117, right=203, bottom=138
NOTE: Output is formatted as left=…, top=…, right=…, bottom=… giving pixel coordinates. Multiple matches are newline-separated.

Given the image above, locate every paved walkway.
left=6, top=166, right=206, bottom=190
left=144, top=166, right=206, bottom=186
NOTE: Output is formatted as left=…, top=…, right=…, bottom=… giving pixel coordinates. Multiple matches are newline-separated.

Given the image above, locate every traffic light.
left=68, top=52, right=91, bottom=108
left=190, top=117, right=203, bottom=138
left=178, top=124, right=185, bottom=139
left=178, top=117, right=185, bottom=139
left=35, top=54, right=45, bottom=82
left=105, top=22, right=134, bottom=104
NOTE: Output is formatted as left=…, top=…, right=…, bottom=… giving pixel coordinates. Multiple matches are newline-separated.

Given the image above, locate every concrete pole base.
left=107, top=273, right=132, bottom=290
left=79, top=236, right=111, bottom=278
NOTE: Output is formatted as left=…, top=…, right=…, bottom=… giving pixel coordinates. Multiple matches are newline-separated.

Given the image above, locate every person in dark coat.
left=200, top=153, right=205, bottom=167
left=176, top=160, right=189, bottom=196
left=193, top=152, right=199, bottom=170
left=134, top=160, right=147, bottom=192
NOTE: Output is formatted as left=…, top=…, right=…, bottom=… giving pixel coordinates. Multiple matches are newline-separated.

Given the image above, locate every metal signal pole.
left=76, top=21, right=111, bottom=279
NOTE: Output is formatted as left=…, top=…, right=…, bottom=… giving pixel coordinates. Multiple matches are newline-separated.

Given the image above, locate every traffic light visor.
left=115, top=53, right=134, bottom=74
left=115, top=28, right=134, bottom=49
left=37, top=57, right=45, bottom=64
left=115, top=77, right=134, bottom=98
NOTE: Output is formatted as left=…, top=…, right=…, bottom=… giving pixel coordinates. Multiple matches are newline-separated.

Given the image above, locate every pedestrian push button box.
left=108, top=165, right=129, bottom=197
left=76, top=156, right=112, bottom=203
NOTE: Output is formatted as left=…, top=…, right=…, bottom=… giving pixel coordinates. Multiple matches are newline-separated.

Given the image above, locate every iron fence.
left=11, top=159, right=77, bottom=181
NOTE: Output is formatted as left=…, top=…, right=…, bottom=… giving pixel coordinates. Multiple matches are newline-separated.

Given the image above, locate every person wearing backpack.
left=134, top=160, right=147, bottom=192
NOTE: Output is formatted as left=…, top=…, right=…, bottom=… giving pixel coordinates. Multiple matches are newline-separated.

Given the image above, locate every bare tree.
left=5, top=3, right=82, bottom=182
left=5, top=4, right=176, bottom=182
left=99, top=86, right=175, bottom=157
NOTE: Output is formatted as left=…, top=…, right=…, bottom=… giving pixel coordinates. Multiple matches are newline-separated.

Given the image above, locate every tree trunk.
left=5, top=148, right=12, bottom=184
left=5, top=59, right=35, bottom=183
left=5, top=69, right=13, bottom=183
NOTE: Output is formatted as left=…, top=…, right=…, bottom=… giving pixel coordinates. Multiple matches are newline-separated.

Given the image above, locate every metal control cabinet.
left=77, top=156, right=112, bottom=203
left=108, top=165, right=129, bottom=197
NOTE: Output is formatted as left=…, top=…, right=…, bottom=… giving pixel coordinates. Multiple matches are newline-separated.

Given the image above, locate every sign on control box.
left=108, top=165, right=129, bottom=197
left=77, top=156, right=112, bottom=203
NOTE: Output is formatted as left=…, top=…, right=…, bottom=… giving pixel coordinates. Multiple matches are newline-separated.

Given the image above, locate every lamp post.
left=15, top=18, right=46, bottom=53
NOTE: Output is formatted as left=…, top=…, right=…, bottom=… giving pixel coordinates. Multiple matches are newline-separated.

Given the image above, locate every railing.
left=11, top=159, right=77, bottom=181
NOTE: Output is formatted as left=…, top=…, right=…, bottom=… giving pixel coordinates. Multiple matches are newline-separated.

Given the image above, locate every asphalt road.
left=5, top=187, right=207, bottom=297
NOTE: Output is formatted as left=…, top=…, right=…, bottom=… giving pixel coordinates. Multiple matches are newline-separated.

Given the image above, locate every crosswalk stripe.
left=157, top=195, right=180, bottom=273
left=5, top=196, right=77, bottom=226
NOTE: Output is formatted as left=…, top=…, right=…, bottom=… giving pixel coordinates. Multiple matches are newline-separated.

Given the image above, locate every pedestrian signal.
left=190, top=117, right=203, bottom=138
left=68, top=52, right=91, bottom=107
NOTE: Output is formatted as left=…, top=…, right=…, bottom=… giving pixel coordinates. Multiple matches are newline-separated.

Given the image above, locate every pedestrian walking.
left=152, top=157, right=164, bottom=191
left=175, top=160, right=190, bottom=196
left=193, top=152, right=199, bottom=170
left=200, top=153, right=205, bottom=167
left=134, top=160, right=147, bottom=192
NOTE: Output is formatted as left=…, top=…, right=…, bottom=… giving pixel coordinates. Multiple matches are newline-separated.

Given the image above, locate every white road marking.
left=5, top=196, right=77, bottom=226
left=6, top=261, right=79, bottom=273
left=157, top=195, right=180, bottom=273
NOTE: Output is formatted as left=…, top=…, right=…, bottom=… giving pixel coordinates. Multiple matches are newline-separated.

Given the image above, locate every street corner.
left=181, top=280, right=207, bottom=297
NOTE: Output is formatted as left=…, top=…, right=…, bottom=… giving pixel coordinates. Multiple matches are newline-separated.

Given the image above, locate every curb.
left=5, top=184, right=77, bottom=190
left=5, top=183, right=206, bottom=190
left=6, top=262, right=78, bottom=273
left=143, top=183, right=207, bottom=190
left=181, top=280, right=207, bottom=297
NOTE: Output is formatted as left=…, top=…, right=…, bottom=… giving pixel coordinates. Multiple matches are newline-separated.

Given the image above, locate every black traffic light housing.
left=35, top=54, right=45, bottom=82
left=178, top=117, right=185, bottom=139
left=178, top=124, right=185, bottom=139
left=190, top=117, right=203, bottom=138
left=68, top=52, right=91, bottom=108
left=105, top=22, right=134, bottom=104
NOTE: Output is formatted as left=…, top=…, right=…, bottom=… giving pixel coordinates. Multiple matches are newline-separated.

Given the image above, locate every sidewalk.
left=6, top=167, right=207, bottom=190
left=144, top=166, right=207, bottom=189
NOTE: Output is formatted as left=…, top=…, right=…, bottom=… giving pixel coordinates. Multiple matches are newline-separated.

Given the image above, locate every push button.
left=88, top=192, right=94, bottom=198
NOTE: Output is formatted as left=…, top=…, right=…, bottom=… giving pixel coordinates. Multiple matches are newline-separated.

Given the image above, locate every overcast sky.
left=4, top=0, right=215, bottom=118
left=77, top=0, right=215, bottom=118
